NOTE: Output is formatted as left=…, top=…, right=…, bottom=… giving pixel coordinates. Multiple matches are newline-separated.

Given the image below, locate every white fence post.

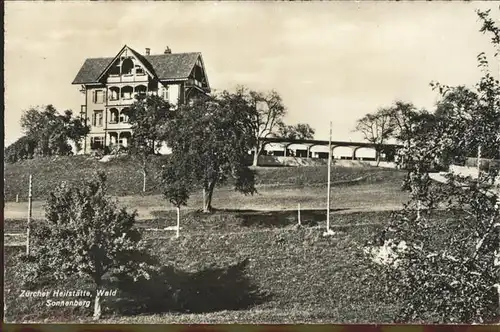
left=298, top=203, right=301, bottom=226
left=26, top=175, right=33, bottom=255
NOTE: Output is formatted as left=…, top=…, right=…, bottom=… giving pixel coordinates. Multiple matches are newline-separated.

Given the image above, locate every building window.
left=92, top=110, right=103, bottom=127
left=91, top=136, right=105, bottom=150
left=122, top=58, right=134, bottom=75
left=135, top=85, right=147, bottom=99
left=93, top=90, right=104, bottom=104
left=118, top=132, right=131, bottom=147
left=135, top=65, right=145, bottom=75
left=162, top=86, right=169, bottom=101
left=109, top=87, right=119, bottom=101
left=120, top=109, right=130, bottom=123
left=80, top=105, right=87, bottom=122
left=109, top=108, right=119, bottom=124
left=121, top=86, right=133, bottom=100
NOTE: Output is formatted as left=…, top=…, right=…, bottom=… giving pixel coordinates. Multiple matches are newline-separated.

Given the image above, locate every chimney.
left=164, top=46, right=172, bottom=54
left=145, top=48, right=150, bottom=55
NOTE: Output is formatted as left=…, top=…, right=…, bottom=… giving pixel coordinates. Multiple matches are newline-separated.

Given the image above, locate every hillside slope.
left=4, top=156, right=407, bottom=201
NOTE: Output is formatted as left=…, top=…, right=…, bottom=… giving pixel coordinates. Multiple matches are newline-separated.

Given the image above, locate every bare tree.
left=238, top=87, right=286, bottom=166
left=355, top=108, right=395, bottom=166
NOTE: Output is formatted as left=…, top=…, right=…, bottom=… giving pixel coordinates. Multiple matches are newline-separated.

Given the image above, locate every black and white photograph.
left=3, top=1, right=500, bottom=325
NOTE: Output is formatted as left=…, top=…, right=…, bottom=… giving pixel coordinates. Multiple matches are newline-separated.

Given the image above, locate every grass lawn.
left=4, top=155, right=406, bottom=202
left=4, top=210, right=399, bottom=323
left=4, top=158, right=411, bottom=323
left=4, top=181, right=407, bottom=232
left=5, top=208, right=470, bottom=323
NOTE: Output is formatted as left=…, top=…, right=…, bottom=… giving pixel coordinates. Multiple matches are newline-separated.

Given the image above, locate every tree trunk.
left=202, top=180, right=216, bottom=213
left=252, top=147, right=259, bottom=167
left=375, top=150, right=381, bottom=167
left=92, top=269, right=103, bottom=320
left=176, top=206, right=180, bottom=238
left=202, top=188, right=206, bottom=211
left=252, top=142, right=262, bottom=167
left=142, top=157, right=147, bottom=193
left=416, top=199, right=421, bottom=221
left=497, top=285, right=500, bottom=321
left=93, top=292, right=102, bottom=320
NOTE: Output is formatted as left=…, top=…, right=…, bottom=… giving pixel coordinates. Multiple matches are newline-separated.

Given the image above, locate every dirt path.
left=4, top=204, right=401, bottom=243
left=429, top=172, right=500, bottom=194
left=4, top=182, right=408, bottom=221
left=3, top=202, right=403, bottom=224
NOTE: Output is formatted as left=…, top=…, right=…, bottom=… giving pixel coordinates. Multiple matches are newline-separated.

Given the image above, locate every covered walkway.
left=260, top=137, right=402, bottom=162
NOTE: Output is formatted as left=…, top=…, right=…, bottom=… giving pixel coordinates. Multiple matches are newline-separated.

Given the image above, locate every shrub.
left=5, top=136, right=37, bottom=164
left=20, top=172, right=155, bottom=320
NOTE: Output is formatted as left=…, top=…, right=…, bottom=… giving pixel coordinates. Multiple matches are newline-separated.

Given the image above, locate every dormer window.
left=135, top=65, right=145, bottom=75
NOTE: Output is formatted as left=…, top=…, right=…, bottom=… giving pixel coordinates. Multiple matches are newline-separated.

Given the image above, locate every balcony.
left=187, top=78, right=203, bottom=88
left=107, top=74, right=148, bottom=84
left=107, top=85, right=150, bottom=106
left=107, top=107, right=132, bottom=129
left=107, top=97, right=134, bottom=106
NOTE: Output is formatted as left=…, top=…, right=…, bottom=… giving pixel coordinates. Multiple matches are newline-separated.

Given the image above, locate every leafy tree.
left=20, top=105, right=89, bottom=158
left=237, top=87, right=286, bottom=166
left=5, top=135, right=37, bottom=163
left=477, top=8, right=500, bottom=57
left=128, top=95, right=172, bottom=192
left=396, top=110, right=452, bottom=208
left=21, top=173, right=152, bottom=320
left=385, top=101, right=421, bottom=145
left=367, top=8, right=500, bottom=323
left=427, top=8, right=500, bottom=163
left=162, top=89, right=257, bottom=213
left=277, top=123, right=315, bottom=140
left=371, top=165, right=499, bottom=323
left=354, top=108, right=395, bottom=166
left=161, top=158, right=193, bottom=237
left=430, top=60, right=500, bottom=162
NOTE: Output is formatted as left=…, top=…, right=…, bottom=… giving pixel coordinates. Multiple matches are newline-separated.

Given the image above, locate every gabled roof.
left=72, top=58, right=111, bottom=85
left=72, top=46, right=204, bottom=85
left=144, top=53, right=201, bottom=81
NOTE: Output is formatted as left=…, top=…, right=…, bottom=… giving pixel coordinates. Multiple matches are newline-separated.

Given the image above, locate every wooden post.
left=497, top=195, right=500, bottom=318
left=176, top=207, right=180, bottom=238
left=477, top=145, right=482, bottom=176
left=325, top=122, right=334, bottom=235
left=16, top=194, right=19, bottom=203
left=497, top=58, right=500, bottom=320
left=26, top=174, right=33, bottom=255
left=297, top=203, right=301, bottom=226
left=202, top=188, right=206, bottom=211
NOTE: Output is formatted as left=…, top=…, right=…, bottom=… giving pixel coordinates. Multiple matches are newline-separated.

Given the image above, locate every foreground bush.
left=19, top=172, right=154, bottom=320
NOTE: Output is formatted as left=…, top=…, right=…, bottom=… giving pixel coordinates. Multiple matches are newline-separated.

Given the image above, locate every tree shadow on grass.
left=149, top=208, right=349, bottom=229
left=112, top=258, right=271, bottom=315
left=212, top=208, right=349, bottom=227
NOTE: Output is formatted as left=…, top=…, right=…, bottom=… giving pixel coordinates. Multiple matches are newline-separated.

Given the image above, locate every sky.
left=4, top=1, right=500, bottom=146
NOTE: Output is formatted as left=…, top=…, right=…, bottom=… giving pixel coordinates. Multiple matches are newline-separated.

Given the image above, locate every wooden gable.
left=189, top=55, right=211, bottom=92
left=96, top=45, right=156, bottom=82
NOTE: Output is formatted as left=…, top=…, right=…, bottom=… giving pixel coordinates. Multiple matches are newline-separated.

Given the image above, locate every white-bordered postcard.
left=4, top=1, right=500, bottom=325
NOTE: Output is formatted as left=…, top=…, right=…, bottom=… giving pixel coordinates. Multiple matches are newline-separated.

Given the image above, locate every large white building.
left=72, top=45, right=210, bottom=154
